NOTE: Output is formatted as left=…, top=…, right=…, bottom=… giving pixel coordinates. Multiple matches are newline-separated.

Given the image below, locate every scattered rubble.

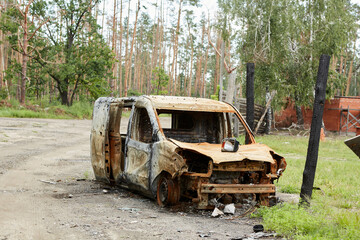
left=224, top=203, right=236, bottom=214
left=211, top=207, right=224, bottom=217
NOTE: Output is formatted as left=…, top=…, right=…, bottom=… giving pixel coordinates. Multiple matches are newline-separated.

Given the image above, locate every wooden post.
left=300, top=54, right=330, bottom=206
left=265, top=87, right=271, bottom=134
left=246, top=63, right=254, bottom=144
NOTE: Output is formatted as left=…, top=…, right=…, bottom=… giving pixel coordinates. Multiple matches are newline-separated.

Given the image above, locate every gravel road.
left=0, top=117, right=271, bottom=240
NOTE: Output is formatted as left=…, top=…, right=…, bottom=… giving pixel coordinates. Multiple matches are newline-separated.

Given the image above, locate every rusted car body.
left=90, top=95, right=286, bottom=209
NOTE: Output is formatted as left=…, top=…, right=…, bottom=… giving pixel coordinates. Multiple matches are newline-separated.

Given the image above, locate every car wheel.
left=156, top=174, right=180, bottom=206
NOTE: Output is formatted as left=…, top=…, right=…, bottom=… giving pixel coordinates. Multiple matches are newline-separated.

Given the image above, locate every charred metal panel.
left=146, top=95, right=235, bottom=112
left=201, top=183, right=275, bottom=194
left=213, top=160, right=266, bottom=172
left=91, top=97, right=114, bottom=183
left=345, top=135, right=360, bottom=158
left=170, top=139, right=276, bottom=164
left=125, top=143, right=151, bottom=190
left=149, top=141, right=187, bottom=196
left=123, top=101, right=154, bottom=191
left=109, top=101, right=124, bottom=182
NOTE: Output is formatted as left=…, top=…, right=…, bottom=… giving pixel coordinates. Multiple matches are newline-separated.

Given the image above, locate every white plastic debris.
left=211, top=207, right=224, bottom=217
left=224, top=203, right=236, bottom=214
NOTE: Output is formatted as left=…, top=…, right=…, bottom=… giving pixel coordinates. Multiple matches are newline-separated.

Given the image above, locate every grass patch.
left=254, top=134, right=360, bottom=239
left=0, top=99, right=94, bottom=119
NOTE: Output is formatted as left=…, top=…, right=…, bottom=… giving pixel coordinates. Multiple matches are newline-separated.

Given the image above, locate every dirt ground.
left=0, top=117, right=285, bottom=240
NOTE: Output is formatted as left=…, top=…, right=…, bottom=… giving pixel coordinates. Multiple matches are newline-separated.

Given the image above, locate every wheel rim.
left=158, top=178, right=169, bottom=204
left=157, top=175, right=180, bottom=206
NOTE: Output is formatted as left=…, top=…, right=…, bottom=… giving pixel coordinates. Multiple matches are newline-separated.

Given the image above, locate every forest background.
left=0, top=0, right=359, bottom=119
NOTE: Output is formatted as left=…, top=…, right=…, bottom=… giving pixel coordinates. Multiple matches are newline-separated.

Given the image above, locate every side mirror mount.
left=221, top=138, right=240, bottom=152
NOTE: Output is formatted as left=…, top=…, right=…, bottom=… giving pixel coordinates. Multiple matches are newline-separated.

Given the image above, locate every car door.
left=108, top=100, right=125, bottom=182
left=90, top=97, right=114, bottom=183
left=124, top=105, right=157, bottom=192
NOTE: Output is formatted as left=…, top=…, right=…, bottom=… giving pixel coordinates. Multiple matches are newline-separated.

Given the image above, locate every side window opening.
left=131, top=108, right=153, bottom=143
left=119, top=105, right=133, bottom=153
left=225, top=112, right=246, bottom=145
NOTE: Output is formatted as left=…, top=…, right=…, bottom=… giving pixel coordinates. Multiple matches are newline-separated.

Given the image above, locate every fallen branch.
left=207, top=30, right=236, bottom=74
left=254, top=90, right=276, bottom=134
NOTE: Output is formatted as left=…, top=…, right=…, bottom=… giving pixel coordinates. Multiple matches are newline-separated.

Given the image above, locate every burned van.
left=90, top=95, right=286, bottom=209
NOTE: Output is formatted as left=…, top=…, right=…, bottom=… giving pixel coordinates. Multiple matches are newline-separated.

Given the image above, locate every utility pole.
left=300, top=54, right=330, bottom=206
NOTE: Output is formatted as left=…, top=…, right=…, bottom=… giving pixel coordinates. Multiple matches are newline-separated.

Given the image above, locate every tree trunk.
left=345, top=58, right=354, bottom=96
left=170, top=0, right=183, bottom=95
left=219, top=41, right=225, bottom=101
left=123, top=0, right=131, bottom=96
left=194, top=24, right=205, bottom=96
left=187, top=35, right=194, bottom=97
left=0, top=29, right=4, bottom=89
left=194, top=55, right=201, bottom=96
left=295, top=103, right=304, bottom=126
left=225, top=70, right=236, bottom=104
left=118, top=0, right=123, bottom=96
left=20, top=10, right=29, bottom=104
left=149, top=5, right=158, bottom=94
left=214, top=35, right=221, bottom=94
left=265, top=88, right=272, bottom=134
left=59, top=89, right=69, bottom=106
left=124, top=0, right=140, bottom=96
left=101, top=0, right=106, bottom=35
left=110, top=0, right=117, bottom=96
left=202, top=43, right=209, bottom=98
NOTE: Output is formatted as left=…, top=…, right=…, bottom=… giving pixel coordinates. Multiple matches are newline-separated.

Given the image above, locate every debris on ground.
left=118, top=207, right=141, bottom=213
left=39, top=180, right=56, bottom=185
left=224, top=203, right=236, bottom=214
left=211, top=207, right=224, bottom=217
left=253, top=224, right=264, bottom=233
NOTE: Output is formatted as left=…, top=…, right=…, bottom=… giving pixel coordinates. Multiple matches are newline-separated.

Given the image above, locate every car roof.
left=143, top=95, right=235, bottom=112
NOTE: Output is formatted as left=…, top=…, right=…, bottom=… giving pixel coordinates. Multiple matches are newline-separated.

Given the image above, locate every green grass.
left=0, top=99, right=94, bottom=119
left=254, top=134, right=360, bottom=239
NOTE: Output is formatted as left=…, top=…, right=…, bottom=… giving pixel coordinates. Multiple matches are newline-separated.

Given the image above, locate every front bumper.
left=196, top=183, right=276, bottom=209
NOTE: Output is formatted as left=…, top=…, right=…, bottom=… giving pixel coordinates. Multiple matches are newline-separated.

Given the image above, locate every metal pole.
left=246, top=63, right=254, bottom=144
left=300, top=54, right=330, bottom=206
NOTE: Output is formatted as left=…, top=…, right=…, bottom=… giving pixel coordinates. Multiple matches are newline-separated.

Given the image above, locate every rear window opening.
left=157, top=110, right=224, bottom=143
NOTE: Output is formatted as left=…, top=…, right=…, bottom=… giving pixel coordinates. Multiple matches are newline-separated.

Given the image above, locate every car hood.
left=169, top=139, right=277, bottom=164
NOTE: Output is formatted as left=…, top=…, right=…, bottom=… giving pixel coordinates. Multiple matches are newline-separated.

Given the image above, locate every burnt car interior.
left=157, top=110, right=247, bottom=145
left=157, top=110, right=229, bottom=144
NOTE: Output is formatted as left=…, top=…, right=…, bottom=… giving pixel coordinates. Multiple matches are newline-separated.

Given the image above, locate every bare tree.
left=15, top=0, right=48, bottom=104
